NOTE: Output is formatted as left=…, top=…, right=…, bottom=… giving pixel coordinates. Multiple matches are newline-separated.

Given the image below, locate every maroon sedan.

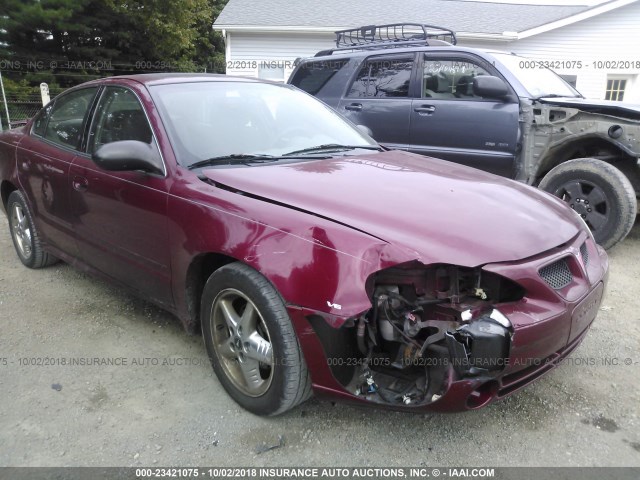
left=0, top=74, right=608, bottom=415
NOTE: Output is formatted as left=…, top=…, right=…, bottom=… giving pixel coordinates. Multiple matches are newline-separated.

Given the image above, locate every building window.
left=605, top=78, right=627, bottom=101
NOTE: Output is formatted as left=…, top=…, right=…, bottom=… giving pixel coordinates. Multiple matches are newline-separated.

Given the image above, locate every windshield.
left=150, top=81, right=377, bottom=167
left=492, top=53, right=582, bottom=99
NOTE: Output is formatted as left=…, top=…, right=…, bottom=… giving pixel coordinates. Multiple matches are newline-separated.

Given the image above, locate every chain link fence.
left=0, top=73, right=68, bottom=131
left=0, top=59, right=208, bottom=130
left=0, top=89, right=67, bottom=131
left=3, top=98, right=43, bottom=128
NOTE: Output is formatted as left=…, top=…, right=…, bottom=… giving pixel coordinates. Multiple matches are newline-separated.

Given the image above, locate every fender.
left=167, top=173, right=419, bottom=330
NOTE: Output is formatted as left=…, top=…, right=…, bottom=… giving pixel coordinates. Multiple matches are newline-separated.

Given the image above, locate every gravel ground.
left=0, top=217, right=639, bottom=468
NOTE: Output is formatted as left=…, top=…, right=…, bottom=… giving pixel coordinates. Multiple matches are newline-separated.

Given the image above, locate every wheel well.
left=185, top=252, right=236, bottom=331
left=1, top=181, right=17, bottom=211
left=536, top=138, right=640, bottom=194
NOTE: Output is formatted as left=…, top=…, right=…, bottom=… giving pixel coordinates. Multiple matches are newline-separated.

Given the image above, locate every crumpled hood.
left=538, top=97, right=640, bottom=120
left=203, top=151, right=582, bottom=266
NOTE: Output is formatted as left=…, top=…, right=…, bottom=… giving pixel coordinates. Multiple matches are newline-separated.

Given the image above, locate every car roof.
left=81, top=73, right=267, bottom=87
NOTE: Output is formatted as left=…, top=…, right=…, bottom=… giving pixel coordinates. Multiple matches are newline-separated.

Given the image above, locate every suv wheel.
left=539, top=158, right=637, bottom=249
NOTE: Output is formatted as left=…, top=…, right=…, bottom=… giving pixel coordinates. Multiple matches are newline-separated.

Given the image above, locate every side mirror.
left=92, top=140, right=164, bottom=175
left=473, top=76, right=510, bottom=99
left=356, top=124, right=374, bottom=138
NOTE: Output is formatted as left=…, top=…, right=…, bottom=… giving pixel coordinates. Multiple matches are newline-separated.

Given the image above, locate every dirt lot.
left=0, top=218, right=639, bottom=468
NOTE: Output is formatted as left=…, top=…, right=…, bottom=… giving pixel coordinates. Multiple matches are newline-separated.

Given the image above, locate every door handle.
left=72, top=175, right=89, bottom=192
left=344, top=103, right=363, bottom=112
left=414, top=105, right=436, bottom=114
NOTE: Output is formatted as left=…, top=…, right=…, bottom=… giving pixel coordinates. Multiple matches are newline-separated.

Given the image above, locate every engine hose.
left=416, top=297, right=450, bottom=306
left=357, top=316, right=368, bottom=355
left=375, top=387, right=393, bottom=403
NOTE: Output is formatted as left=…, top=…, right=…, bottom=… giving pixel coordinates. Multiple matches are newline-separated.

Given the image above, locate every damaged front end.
left=312, top=262, right=525, bottom=409
left=518, top=99, right=640, bottom=185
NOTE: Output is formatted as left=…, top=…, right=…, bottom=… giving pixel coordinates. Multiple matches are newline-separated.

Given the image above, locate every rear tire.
left=7, top=191, right=59, bottom=268
left=539, top=158, right=637, bottom=249
left=201, top=262, right=311, bottom=416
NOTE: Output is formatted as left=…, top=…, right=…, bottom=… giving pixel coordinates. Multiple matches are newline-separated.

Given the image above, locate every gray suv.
left=289, top=23, right=639, bottom=249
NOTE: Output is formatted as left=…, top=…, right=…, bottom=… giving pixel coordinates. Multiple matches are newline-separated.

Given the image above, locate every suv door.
left=16, top=87, right=99, bottom=256
left=338, top=54, right=416, bottom=149
left=409, top=54, right=519, bottom=177
left=69, top=86, right=173, bottom=307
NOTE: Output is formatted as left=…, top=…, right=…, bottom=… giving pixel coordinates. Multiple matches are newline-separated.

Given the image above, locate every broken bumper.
left=289, top=231, right=608, bottom=412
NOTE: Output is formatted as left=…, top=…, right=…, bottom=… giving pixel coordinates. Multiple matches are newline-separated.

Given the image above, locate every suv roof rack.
left=315, top=23, right=456, bottom=56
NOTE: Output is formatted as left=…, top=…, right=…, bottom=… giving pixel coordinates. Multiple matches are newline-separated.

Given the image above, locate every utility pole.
left=0, top=71, right=10, bottom=130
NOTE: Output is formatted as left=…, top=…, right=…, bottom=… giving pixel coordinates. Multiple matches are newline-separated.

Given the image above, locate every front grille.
left=580, top=242, right=589, bottom=267
left=539, top=258, right=573, bottom=289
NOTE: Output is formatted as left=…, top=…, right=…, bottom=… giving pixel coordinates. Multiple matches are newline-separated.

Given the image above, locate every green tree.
left=0, top=0, right=229, bottom=84
left=0, top=0, right=228, bottom=127
left=104, top=0, right=226, bottom=71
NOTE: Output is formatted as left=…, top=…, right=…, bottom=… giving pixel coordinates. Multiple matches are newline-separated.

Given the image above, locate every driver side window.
left=423, top=57, right=491, bottom=100
left=88, top=87, right=153, bottom=154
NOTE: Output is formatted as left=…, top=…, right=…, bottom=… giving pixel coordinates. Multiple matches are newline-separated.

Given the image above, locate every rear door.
left=337, top=54, right=416, bottom=149
left=16, top=87, right=99, bottom=255
left=409, top=54, right=520, bottom=177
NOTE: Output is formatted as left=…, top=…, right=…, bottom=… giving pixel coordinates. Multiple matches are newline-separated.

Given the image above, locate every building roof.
left=213, top=0, right=593, bottom=35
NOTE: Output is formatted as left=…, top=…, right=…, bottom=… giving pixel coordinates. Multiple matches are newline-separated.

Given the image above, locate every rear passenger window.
left=423, top=57, right=491, bottom=99
left=348, top=56, right=413, bottom=98
left=44, top=88, right=98, bottom=149
left=290, top=60, right=348, bottom=95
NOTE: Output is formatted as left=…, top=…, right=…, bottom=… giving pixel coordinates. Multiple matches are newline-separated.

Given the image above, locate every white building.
left=213, top=0, right=640, bottom=102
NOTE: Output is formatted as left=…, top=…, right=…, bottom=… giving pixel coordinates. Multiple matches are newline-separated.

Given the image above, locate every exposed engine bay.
left=316, top=263, right=525, bottom=407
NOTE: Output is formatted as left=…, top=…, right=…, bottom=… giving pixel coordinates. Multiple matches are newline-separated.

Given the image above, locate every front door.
left=69, top=86, right=173, bottom=307
left=409, top=54, right=520, bottom=177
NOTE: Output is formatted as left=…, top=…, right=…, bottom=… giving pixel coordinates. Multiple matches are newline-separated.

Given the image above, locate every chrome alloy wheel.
left=210, top=289, right=274, bottom=397
left=10, top=202, right=32, bottom=259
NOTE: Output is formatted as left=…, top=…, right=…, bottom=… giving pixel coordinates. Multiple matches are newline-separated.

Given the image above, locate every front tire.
left=7, top=191, right=58, bottom=268
left=201, top=262, right=311, bottom=416
left=539, top=158, right=637, bottom=249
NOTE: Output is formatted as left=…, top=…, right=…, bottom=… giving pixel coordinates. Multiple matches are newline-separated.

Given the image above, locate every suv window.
left=89, top=87, right=153, bottom=154
left=290, top=60, right=348, bottom=95
left=44, top=88, right=98, bottom=149
left=348, top=56, right=413, bottom=98
left=422, top=57, right=491, bottom=99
